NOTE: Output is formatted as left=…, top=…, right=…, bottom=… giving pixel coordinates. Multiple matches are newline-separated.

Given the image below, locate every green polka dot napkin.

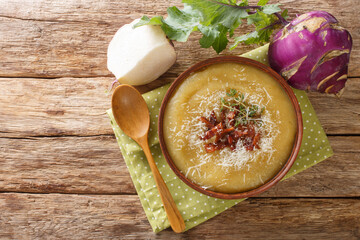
left=106, top=44, right=333, bottom=233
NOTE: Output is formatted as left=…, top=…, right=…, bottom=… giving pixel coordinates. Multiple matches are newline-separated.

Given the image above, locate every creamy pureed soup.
left=163, top=63, right=297, bottom=193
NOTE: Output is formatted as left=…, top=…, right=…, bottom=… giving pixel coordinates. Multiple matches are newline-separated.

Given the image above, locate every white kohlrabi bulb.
left=107, top=19, right=176, bottom=86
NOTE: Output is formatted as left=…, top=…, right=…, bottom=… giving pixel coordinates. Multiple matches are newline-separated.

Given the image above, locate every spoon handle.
left=139, top=138, right=186, bottom=233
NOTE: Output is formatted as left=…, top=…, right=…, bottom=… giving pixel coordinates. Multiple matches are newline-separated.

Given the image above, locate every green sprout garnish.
left=221, top=89, right=265, bottom=127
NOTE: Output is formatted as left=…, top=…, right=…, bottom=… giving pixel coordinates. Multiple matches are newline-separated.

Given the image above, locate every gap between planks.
left=0, top=133, right=360, bottom=140
left=0, top=191, right=359, bottom=200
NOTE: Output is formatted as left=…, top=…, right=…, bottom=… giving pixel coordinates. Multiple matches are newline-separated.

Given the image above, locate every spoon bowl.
left=111, top=84, right=185, bottom=233
left=112, top=85, right=149, bottom=140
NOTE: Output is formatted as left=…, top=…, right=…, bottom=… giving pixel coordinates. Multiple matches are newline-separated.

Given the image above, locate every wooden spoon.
left=111, top=84, right=185, bottom=233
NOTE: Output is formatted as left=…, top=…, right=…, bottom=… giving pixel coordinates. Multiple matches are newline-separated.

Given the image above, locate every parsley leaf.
left=135, top=0, right=287, bottom=53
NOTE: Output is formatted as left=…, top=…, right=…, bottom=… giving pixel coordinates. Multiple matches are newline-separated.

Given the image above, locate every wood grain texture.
left=0, top=136, right=134, bottom=194
left=0, top=77, right=112, bottom=138
left=0, top=193, right=359, bottom=239
left=1, top=136, right=359, bottom=196
left=0, top=0, right=359, bottom=78
left=0, top=77, right=359, bottom=138
left=1, top=0, right=359, bottom=238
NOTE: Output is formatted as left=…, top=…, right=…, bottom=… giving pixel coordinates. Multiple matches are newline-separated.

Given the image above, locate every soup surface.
left=163, top=62, right=297, bottom=193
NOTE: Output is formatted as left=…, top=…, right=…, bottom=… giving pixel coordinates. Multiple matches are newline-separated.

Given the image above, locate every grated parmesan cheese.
left=171, top=88, right=279, bottom=179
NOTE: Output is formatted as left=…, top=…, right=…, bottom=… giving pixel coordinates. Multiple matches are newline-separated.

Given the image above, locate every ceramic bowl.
left=158, top=56, right=303, bottom=199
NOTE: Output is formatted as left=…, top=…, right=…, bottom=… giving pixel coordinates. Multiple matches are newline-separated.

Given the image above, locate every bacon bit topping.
left=199, top=116, right=214, bottom=129
left=209, top=111, right=217, bottom=125
left=199, top=89, right=265, bottom=153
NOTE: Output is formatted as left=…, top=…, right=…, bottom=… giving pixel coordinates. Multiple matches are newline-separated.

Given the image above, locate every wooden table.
left=1, top=0, right=359, bottom=239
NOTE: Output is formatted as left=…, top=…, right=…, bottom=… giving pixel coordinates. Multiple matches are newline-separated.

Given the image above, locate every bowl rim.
left=158, top=56, right=303, bottom=199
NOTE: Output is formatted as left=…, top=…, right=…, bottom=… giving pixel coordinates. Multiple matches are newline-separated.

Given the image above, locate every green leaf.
left=215, top=6, right=248, bottom=29
left=198, top=25, right=219, bottom=48
left=249, top=111, right=256, bottom=117
left=246, top=12, right=263, bottom=25
left=181, top=0, right=221, bottom=25
left=226, top=88, right=237, bottom=96
left=133, top=16, right=163, bottom=28
left=233, top=25, right=273, bottom=48
left=281, top=9, right=289, bottom=19
left=136, top=0, right=285, bottom=53
left=231, top=31, right=259, bottom=48
left=198, top=24, right=229, bottom=53
left=133, top=7, right=201, bottom=42
left=211, top=24, right=229, bottom=53
left=257, top=0, right=269, bottom=6
left=161, top=6, right=201, bottom=42
left=261, top=106, right=265, bottom=114
left=183, top=0, right=248, bottom=29
left=238, top=0, right=249, bottom=7
left=257, top=28, right=273, bottom=42
left=261, top=4, right=281, bottom=15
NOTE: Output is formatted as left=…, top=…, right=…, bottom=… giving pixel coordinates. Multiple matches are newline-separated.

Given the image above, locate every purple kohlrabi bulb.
left=269, top=11, right=352, bottom=95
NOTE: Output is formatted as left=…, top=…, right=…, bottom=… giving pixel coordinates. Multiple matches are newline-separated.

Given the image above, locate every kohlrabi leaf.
left=246, top=12, right=264, bottom=25
left=198, top=25, right=220, bottom=48
left=281, top=9, right=289, bottom=19
left=261, top=4, right=281, bottom=15
left=232, top=10, right=277, bottom=48
left=135, top=0, right=287, bottom=53
left=134, top=16, right=163, bottom=27
left=134, top=6, right=201, bottom=42
left=161, top=6, right=201, bottom=42
left=211, top=24, right=229, bottom=54
left=231, top=31, right=259, bottom=47
left=182, top=0, right=248, bottom=29
left=257, top=0, right=269, bottom=6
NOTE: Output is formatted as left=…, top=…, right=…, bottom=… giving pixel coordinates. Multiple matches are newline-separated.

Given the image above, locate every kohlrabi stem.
left=259, top=14, right=289, bottom=31
left=260, top=20, right=282, bottom=31
left=274, top=12, right=289, bottom=25
left=107, top=78, right=119, bottom=94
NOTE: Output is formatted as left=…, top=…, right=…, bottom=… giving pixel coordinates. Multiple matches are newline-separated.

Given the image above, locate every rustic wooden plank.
left=0, top=0, right=359, bottom=78
left=0, top=136, right=134, bottom=194
left=0, top=77, right=359, bottom=138
left=0, top=77, right=360, bottom=137
left=0, top=1, right=358, bottom=238
left=1, top=136, right=359, bottom=196
left=0, top=193, right=359, bottom=239
left=260, top=136, right=360, bottom=197
left=0, top=77, right=112, bottom=137
left=308, top=78, right=360, bottom=135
